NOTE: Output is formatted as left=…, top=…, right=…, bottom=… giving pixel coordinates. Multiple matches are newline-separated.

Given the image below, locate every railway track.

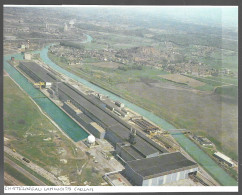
left=189, top=174, right=209, bottom=186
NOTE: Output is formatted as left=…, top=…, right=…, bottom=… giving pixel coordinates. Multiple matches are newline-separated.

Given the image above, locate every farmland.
left=159, top=74, right=205, bottom=87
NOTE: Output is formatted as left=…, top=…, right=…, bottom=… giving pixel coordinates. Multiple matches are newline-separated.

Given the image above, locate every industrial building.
left=213, top=152, right=235, bottom=167
left=124, top=152, right=198, bottom=186
left=24, top=53, right=32, bottom=60
left=193, top=135, right=213, bottom=146
left=18, top=61, right=198, bottom=185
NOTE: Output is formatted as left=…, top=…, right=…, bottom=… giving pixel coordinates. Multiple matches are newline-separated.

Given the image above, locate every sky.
left=4, top=5, right=238, bottom=29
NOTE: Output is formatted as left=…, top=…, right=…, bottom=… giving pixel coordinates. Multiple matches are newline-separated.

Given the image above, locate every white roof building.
left=213, top=152, right=234, bottom=167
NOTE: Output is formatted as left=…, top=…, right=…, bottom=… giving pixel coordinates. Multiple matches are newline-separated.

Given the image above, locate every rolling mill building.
left=18, top=61, right=199, bottom=186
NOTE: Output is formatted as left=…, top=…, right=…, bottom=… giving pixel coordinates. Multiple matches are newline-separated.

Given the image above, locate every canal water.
left=4, top=53, right=89, bottom=142
left=36, top=43, right=237, bottom=186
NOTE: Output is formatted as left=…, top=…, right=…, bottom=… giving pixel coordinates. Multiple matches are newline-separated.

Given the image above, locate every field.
left=117, top=80, right=238, bottom=159
left=185, top=74, right=238, bottom=101
left=160, top=74, right=205, bottom=87
left=48, top=51, right=238, bottom=159
left=3, top=76, right=105, bottom=185
left=91, top=62, right=121, bottom=69
left=86, top=31, right=156, bottom=49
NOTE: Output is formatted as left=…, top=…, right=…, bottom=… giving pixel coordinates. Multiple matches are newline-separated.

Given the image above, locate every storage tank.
left=87, top=134, right=95, bottom=144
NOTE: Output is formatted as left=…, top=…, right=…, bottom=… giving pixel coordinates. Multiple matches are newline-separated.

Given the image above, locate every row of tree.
left=60, top=41, right=85, bottom=50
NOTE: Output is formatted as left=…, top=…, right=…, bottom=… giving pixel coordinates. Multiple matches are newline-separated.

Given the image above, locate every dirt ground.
left=117, top=80, right=238, bottom=156
left=160, top=74, right=205, bottom=87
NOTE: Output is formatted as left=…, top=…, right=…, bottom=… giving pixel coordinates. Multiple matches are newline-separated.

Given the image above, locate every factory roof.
left=19, top=61, right=56, bottom=82
left=77, top=113, right=93, bottom=124
left=90, top=122, right=106, bottom=133
left=65, top=101, right=81, bottom=113
left=126, top=152, right=197, bottom=179
left=102, top=99, right=118, bottom=109
left=122, top=145, right=145, bottom=161
left=213, top=152, right=234, bottom=165
left=132, top=138, right=159, bottom=157
left=58, top=83, right=118, bottom=126
left=20, top=61, right=168, bottom=158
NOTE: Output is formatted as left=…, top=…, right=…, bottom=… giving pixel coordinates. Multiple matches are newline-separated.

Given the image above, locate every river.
left=4, top=34, right=237, bottom=186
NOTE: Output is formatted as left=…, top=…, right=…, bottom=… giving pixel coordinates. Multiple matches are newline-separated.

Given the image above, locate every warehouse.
left=62, top=101, right=106, bottom=139
left=124, top=152, right=198, bottom=186
left=213, top=152, right=235, bottom=167
left=88, top=122, right=106, bottom=139
left=19, top=61, right=57, bottom=83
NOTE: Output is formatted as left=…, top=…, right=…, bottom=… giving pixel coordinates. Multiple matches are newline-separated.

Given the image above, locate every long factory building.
left=19, top=61, right=198, bottom=185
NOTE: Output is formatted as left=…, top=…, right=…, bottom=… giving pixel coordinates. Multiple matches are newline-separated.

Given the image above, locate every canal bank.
left=4, top=54, right=89, bottom=142
left=35, top=44, right=237, bottom=186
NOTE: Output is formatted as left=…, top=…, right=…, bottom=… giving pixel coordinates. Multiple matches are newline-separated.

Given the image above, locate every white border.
left=3, top=5, right=238, bottom=8
left=3, top=4, right=238, bottom=193
left=4, top=186, right=239, bottom=193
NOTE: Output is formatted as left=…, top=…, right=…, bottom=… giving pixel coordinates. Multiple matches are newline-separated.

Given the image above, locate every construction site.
left=12, top=60, right=220, bottom=186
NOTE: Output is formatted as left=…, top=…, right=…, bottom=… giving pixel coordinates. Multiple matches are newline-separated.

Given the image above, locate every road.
left=4, top=157, right=46, bottom=186
left=4, top=172, right=25, bottom=186
left=4, top=146, right=63, bottom=185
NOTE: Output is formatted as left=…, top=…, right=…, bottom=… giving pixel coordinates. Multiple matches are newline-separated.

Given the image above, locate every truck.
left=22, top=157, right=30, bottom=163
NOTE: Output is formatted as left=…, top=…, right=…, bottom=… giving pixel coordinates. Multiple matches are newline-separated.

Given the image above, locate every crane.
left=34, top=81, right=45, bottom=89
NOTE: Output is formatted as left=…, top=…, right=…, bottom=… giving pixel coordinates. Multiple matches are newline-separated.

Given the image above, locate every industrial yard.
left=4, top=56, right=220, bottom=186
left=16, top=60, right=202, bottom=186
left=3, top=6, right=238, bottom=189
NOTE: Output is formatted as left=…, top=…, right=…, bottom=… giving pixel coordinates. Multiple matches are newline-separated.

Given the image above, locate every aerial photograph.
left=3, top=5, right=238, bottom=189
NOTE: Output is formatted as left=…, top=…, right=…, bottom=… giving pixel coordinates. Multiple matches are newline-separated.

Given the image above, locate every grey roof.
left=126, top=152, right=197, bottom=179
left=77, top=113, right=93, bottom=124
left=137, top=131, right=168, bottom=153
left=132, top=138, right=159, bottom=157
left=20, top=61, right=168, bottom=158
left=122, top=145, right=145, bottom=161
left=102, top=99, right=118, bottom=109
left=19, top=61, right=57, bottom=82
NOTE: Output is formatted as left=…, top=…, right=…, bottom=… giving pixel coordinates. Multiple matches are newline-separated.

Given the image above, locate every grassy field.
left=4, top=163, right=37, bottom=186
left=4, top=76, right=68, bottom=168
left=86, top=31, right=157, bottom=49
left=4, top=76, right=105, bottom=185
left=184, top=74, right=238, bottom=100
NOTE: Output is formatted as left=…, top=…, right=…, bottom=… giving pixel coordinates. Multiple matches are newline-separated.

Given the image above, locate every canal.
left=4, top=53, right=89, bottom=142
